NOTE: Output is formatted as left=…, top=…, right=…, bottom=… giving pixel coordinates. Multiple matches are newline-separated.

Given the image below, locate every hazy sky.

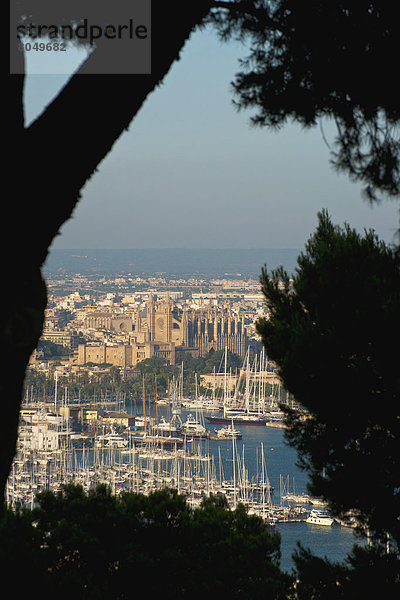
left=24, top=25, right=398, bottom=251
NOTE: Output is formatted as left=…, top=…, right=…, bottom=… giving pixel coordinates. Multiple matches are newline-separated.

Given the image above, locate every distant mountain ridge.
left=43, top=248, right=300, bottom=277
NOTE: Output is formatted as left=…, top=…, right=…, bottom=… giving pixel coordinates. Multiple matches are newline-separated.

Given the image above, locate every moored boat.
left=95, top=433, right=128, bottom=449
left=206, top=411, right=267, bottom=425
left=151, top=416, right=181, bottom=438
left=306, top=509, right=334, bottom=526
left=214, top=424, right=242, bottom=439
left=181, top=414, right=209, bottom=438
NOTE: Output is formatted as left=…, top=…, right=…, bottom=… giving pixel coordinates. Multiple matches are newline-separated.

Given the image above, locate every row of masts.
left=161, top=347, right=297, bottom=416
left=10, top=349, right=304, bottom=521
left=7, top=401, right=277, bottom=518
left=24, top=348, right=295, bottom=419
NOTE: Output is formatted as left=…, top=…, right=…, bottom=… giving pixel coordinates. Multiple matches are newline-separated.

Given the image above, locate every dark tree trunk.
left=2, top=1, right=213, bottom=504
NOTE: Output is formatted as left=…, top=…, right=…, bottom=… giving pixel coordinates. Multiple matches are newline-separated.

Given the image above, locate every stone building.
left=84, top=312, right=133, bottom=333
left=77, top=294, right=248, bottom=368
left=77, top=343, right=133, bottom=368
left=41, top=328, right=80, bottom=349
left=184, top=306, right=247, bottom=357
left=101, top=411, right=135, bottom=428
left=77, top=339, right=175, bottom=368
left=134, top=294, right=248, bottom=358
left=134, top=293, right=183, bottom=346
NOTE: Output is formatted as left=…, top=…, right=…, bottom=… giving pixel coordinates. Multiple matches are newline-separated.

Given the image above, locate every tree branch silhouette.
left=3, top=0, right=213, bottom=504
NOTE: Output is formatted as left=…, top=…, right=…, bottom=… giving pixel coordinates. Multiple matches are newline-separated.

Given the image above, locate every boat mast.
left=54, top=370, right=58, bottom=413
left=232, top=420, right=237, bottom=509
left=168, top=380, right=171, bottom=437
left=142, top=374, right=146, bottom=436
left=212, top=366, right=216, bottom=406
left=155, top=375, right=158, bottom=436
left=224, top=346, right=228, bottom=413
left=245, top=350, right=250, bottom=415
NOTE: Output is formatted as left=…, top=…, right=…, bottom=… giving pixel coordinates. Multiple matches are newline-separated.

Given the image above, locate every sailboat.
left=142, top=379, right=184, bottom=447
left=206, top=349, right=267, bottom=425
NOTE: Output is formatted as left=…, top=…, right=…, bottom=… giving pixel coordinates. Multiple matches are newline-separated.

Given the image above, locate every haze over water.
left=44, top=248, right=301, bottom=277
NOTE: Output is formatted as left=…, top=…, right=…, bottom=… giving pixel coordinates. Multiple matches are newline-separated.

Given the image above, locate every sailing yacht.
left=206, top=348, right=267, bottom=425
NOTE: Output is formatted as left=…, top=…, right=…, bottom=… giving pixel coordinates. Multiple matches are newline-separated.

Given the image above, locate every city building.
left=134, top=293, right=248, bottom=358
left=73, top=294, right=249, bottom=368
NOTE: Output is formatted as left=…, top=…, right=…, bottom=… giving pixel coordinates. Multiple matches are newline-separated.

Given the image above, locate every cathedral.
left=134, top=294, right=247, bottom=359
left=78, top=294, right=248, bottom=368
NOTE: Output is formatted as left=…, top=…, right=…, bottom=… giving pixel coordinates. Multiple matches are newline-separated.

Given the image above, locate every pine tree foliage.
left=0, top=484, right=289, bottom=599
left=257, top=210, right=400, bottom=549
left=209, top=1, right=400, bottom=202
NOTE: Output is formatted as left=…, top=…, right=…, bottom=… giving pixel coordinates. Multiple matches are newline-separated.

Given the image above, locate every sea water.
left=43, top=247, right=300, bottom=277
left=206, top=420, right=361, bottom=573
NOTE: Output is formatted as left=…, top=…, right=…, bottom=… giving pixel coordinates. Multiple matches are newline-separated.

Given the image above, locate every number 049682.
left=19, top=42, right=67, bottom=52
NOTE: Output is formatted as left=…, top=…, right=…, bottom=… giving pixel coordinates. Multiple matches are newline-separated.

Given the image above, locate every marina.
left=6, top=350, right=363, bottom=571
left=6, top=384, right=363, bottom=570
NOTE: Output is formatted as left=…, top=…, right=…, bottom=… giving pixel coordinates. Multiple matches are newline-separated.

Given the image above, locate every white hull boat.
left=306, top=509, right=334, bottom=526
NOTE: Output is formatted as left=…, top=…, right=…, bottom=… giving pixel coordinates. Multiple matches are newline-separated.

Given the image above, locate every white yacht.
left=134, top=416, right=155, bottom=429
left=214, top=424, right=242, bottom=439
left=306, top=509, right=334, bottom=526
left=95, top=433, right=128, bottom=449
left=151, top=416, right=181, bottom=437
left=181, top=414, right=208, bottom=437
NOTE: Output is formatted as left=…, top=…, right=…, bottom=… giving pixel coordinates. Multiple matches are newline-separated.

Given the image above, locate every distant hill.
left=43, top=248, right=300, bottom=277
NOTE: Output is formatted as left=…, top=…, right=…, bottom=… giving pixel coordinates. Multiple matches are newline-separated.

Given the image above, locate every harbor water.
left=9, top=397, right=363, bottom=574
left=129, top=402, right=363, bottom=573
